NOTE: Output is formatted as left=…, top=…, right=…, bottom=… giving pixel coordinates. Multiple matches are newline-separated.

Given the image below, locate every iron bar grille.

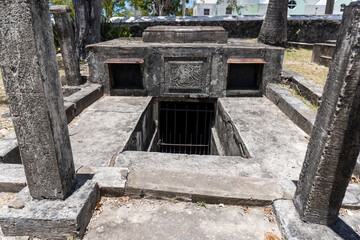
left=158, top=101, right=215, bottom=155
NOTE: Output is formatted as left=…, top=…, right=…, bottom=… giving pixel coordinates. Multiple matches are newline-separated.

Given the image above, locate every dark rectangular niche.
left=157, top=101, right=215, bottom=155
left=227, top=58, right=265, bottom=90
left=105, top=58, right=145, bottom=96
left=110, top=63, right=143, bottom=89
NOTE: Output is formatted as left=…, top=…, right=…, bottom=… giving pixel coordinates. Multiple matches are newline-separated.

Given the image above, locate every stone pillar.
left=0, top=0, right=76, bottom=199
left=294, top=2, right=360, bottom=225
left=51, top=5, right=82, bottom=86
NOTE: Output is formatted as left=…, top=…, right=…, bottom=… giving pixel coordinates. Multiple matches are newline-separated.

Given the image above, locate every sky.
left=187, top=0, right=195, bottom=8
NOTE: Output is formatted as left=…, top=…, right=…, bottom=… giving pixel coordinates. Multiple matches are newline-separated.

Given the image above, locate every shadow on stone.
left=330, top=217, right=360, bottom=240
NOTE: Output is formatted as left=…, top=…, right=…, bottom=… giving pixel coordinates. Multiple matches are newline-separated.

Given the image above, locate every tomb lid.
left=142, top=26, right=228, bottom=44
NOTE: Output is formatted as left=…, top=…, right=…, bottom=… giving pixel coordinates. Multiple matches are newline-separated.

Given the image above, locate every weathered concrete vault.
left=1, top=5, right=360, bottom=238
left=87, top=26, right=284, bottom=98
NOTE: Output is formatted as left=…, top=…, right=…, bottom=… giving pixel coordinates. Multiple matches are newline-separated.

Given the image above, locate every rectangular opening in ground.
left=157, top=101, right=215, bottom=155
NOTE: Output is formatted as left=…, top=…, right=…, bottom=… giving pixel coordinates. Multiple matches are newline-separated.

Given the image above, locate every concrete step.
left=125, top=169, right=295, bottom=206
left=1, top=164, right=360, bottom=209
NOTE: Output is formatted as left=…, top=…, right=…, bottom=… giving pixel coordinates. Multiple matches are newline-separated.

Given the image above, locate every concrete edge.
left=0, top=133, right=21, bottom=164
left=0, top=181, right=100, bottom=239
left=64, top=84, right=104, bottom=116
left=273, top=200, right=360, bottom=240
left=282, top=66, right=323, bottom=106
left=0, top=164, right=26, bottom=193
left=265, top=83, right=316, bottom=135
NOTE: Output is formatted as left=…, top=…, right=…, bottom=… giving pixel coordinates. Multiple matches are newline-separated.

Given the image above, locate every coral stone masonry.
left=0, top=0, right=76, bottom=200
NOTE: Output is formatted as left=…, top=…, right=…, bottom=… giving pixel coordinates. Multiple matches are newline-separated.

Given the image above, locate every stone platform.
left=69, top=96, right=152, bottom=169
left=142, top=26, right=228, bottom=43
left=0, top=179, right=99, bottom=239
left=84, top=198, right=282, bottom=240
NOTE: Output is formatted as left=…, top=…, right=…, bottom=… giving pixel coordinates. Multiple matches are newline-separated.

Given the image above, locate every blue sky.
left=187, top=0, right=195, bottom=7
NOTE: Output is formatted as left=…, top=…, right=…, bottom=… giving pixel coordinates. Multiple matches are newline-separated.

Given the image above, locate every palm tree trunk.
left=325, top=0, right=334, bottom=14
left=182, top=0, right=186, bottom=16
left=72, top=0, right=102, bottom=59
left=258, top=0, right=288, bottom=47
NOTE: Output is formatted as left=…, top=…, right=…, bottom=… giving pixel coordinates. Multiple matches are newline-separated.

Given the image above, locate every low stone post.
left=51, top=5, right=82, bottom=86
left=294, top=2, right=360, bottom=225
left=0, top=0, right=76, bottom=199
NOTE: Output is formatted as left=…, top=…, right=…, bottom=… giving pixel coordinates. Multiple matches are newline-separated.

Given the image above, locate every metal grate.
left=158, top=101, right=215, bottom=155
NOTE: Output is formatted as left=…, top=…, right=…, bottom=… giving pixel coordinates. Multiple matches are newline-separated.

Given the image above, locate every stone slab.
left=342, top=184, right=360, bottom=210
left=77, top=167, right=129, bottom=197
left=142, top=26, right=228, bottom=43
left=64, top=84, right=103, bottom=116
left=115, top=151, right=271, bottom=178
left=282, top=66, right=323, bottom=106
left=266, top=83, right=316, bottom=135
left=0, top=179, right=100, bottom=239
left=0, top=165, right=26, bottom=193
left=84, top=198, right=281, bottom=240
left=50, top=5, right=72, bottom=14
left=274, top=200, right=360, bottom=240
left=125, top=168, right=292, bottom=205
left=219, top=97, right=309, bottom=180
left=69, top=97, right=151, bottom=169
left=0, top=134, right=20, bottom=164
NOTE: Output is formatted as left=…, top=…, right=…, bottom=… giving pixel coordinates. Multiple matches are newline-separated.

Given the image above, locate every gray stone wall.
left=87, top=39, right=284, bottom=97
left=110, top=15, right=342, bottom=43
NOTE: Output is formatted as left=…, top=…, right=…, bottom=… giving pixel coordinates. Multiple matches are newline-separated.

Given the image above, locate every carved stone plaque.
left=164, top=58, right=207, bottom=94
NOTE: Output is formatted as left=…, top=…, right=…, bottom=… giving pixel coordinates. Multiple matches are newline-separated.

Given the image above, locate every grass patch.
left=282, top=83, right=319, bottom=112
left=284, top=48, right=329, bottom=87
left=197, top=201, right=207, bottom=208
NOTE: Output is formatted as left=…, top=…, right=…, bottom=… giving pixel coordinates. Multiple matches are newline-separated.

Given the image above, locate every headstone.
left=293, top=2, right=360, bottom=225
left=0, top=0, right=76, bottom=199
left=51, top=5, right=82, bottom=86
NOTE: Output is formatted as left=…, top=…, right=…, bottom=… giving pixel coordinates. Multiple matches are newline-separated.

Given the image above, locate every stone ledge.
left=343, top=183, right=360, bottom=209
left=125, top=169, right=294, bottom=206
left=64, top=84, right=104, bottom=116
left=266, top=83, right=316, bottom=135
left=50, top=5, right=72, bottom=15
left=77, top=167, right=129, bottom=197
left=0, top=179, right=100, bottom=239
left=0, top=164, right=26, bottom=193
left=0, top=133, right=20, bottom=164
left=274, top=200, right=360, bottom=240
left=282, top=66, right=323, bottom=106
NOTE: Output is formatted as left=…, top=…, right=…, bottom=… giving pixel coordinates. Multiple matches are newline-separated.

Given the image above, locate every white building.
left=193, top=0, right=351, bottom=16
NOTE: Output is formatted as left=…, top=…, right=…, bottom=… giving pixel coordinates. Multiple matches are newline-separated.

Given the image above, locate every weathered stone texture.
left=0, top=0, right=75, bottom=199
left=51, top=5, right=82, bottom=86
left=294, top=2, right=360, bottom=225
left=86, top=38, right=284, bottom=96
left=0, top=180, right=100, bottom=239
left=111, top=15, right=342, bottom=43
left=73, top=0, right=102, bottom=59
left=142, top=26, right=228, bottom=43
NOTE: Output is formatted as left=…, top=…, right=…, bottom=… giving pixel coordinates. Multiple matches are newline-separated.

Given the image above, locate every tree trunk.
left=72, top=0, right=102, bottom=60
left=325, top=0, right=334, bottom=14
left=182, top=0, right=186, bottom=16
left=154, top=0, right=172, bottom=16
left=258, top=0, right=288, bottom=47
